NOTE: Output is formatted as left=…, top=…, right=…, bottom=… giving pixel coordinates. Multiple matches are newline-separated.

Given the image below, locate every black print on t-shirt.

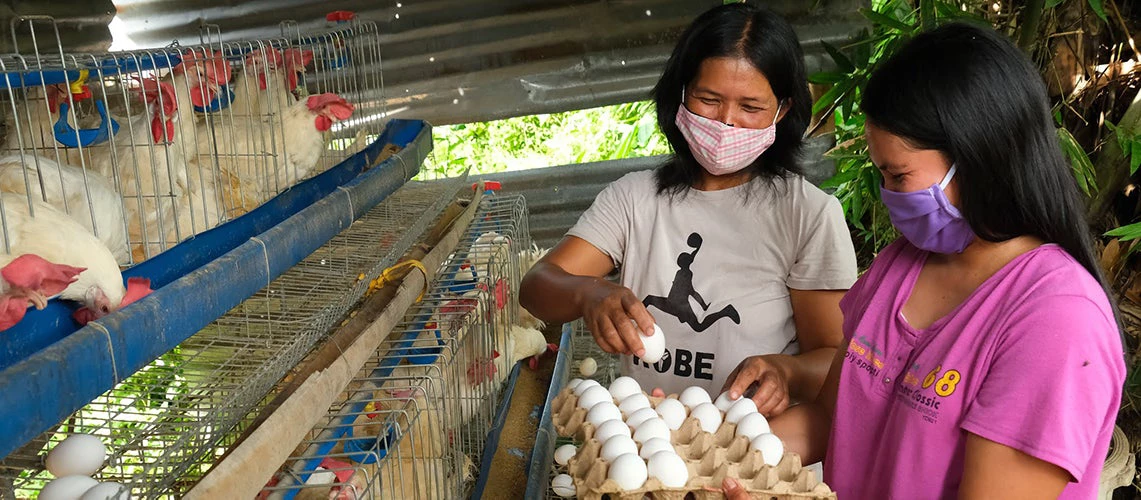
left=643, top=232, right=740, bottom=333
left=633, top=348, right=715, bottom=380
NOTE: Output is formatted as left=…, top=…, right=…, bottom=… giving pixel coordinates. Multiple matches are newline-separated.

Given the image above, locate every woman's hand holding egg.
left=721, top=355, right=791, bottom=417
left=579, top=280, right=656, bottom=357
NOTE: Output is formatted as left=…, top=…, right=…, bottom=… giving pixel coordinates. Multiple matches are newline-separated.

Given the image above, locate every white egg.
left=618, top=393, right=651, bottom=415
left=607, top=453, right=648, bottom=490
left=654, top=399, right=687, bottom=430
left=608, top=376, right=642, bottom=401
left=638, top=437, right=675, bottom=459
left=639, top=324, right=666, bottom=363
left=713, top=391, right=738, bottom=412
left=600, top=435, right=639, bottom=462
left=586, top=402, right=622, bottom=427
left=576, top=385, right=612, bottom=410
left=551, top=473, right=576, bottom=498
left=678, top=386, right=712, bottom=409
left=734, top=412, right=770, bottom=441
left=579, top=357, right=598, bottom=377
left=553, top=444, right=578, bottom=466
left=566, top=378, right=583, bottom=392
left=594, top=419, right=631, bottom=444
left=45, top=435, right=107, bottom=478
left=632, top=418, right=671, bottom=444
left=80, top=482, right=131, bottom=500
left=626, top=407, right=659, bottom=429
left=751, top=433, right=785, bottom=466
left=40, top=476, right=99, bottom=500
left=689, top=403, right=723, bottom=434
left=725, top=398, right=758, bottom=424
left=647, top=451, right=689, bottom=488
left=573, top=379, right=601, bottom=397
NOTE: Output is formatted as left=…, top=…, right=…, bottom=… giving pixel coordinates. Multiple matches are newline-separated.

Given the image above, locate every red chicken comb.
left=1, top=254, right=85, bottom=296
left=45, top=84, right=67, bottom=114
left=318, top=458, right=356, bottom=484
left=247, top=47, right=285, bottom=68
left=283, top=48, right=314, bottom=91
left=138, top=77, right=177, bottom=143
left=121, top=277, right=153, bottom=308
left=308, top=93, right=354, bottom=131
left=0, top=296, right=28, bottom=331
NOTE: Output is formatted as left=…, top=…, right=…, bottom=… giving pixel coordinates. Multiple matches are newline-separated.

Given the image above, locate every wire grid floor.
left=263, top=193, right=532, bottom=500
left=0, top=173, right=467, bottom=499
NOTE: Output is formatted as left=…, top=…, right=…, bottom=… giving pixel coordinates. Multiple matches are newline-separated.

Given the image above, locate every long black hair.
left=863, top=23, right=1113, bottom=302
left=652, top=2, right=811, bottom=196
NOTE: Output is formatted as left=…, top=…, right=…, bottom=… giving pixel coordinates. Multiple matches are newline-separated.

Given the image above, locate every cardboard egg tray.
left=551, top=388, right=837, bottom=500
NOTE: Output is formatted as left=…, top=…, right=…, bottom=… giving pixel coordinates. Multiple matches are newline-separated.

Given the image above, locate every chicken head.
left=307, top=93, right=354, bottom=132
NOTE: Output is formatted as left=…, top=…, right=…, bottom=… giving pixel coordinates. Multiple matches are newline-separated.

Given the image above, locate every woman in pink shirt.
left=722, top=22, right=1125, bottom=499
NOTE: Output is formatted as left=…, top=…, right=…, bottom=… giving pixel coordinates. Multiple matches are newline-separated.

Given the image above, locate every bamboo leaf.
left=1087, top=0, right=1109, bottom=23
left=821, top=41, right=855, bottom=73
left=808, top=71, right=848, bottom=84
left=1106, top=222, right=1141, bottom=241
left=812, top=78, right=855, bottom=115
left=1057, top=127, right=1096, bottom=195
left=860, top=7, right=915, bottom=33
left=919, top=0, right=936, bottom=30
left=1132, top=141, right=1141, bottom=175
left=1045, top=0, right=1065, bottom=7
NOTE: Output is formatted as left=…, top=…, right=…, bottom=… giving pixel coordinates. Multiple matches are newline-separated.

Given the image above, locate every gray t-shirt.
left=567, top=170, right=857, bottom=395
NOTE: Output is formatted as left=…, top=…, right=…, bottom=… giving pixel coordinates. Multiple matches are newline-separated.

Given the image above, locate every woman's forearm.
left=765, top=347, right=837, bottom=403
left=769, top=401, right=832, bottom=464
left=519, top=261, right=601, bottom=324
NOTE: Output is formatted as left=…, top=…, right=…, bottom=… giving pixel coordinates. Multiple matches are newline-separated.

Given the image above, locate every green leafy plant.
left=811, top=0, right=1117, bottom=258
left=422, top=100, right=670, bottom=179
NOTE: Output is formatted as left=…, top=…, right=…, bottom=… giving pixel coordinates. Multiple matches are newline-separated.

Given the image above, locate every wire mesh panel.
left=259, top=193, right=538, bottom=499
left=0, top=172, right=464, bottom=498
left=532, top=320, right=621, bottom=499
left=0, top=14, right=384, bottom=268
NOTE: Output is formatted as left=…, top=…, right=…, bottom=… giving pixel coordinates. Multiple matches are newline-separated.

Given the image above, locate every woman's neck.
left=692, top=170, right=752, bottom=191
left=929, top=235, right=1046, bottom=272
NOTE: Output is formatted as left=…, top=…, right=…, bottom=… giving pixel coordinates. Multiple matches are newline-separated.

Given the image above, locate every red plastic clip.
left=326, top=11, right=356, bottom=22
left=472, top=181, right=502, bottom=192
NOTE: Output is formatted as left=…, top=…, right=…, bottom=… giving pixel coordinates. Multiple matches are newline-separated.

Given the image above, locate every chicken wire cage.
left=0, top=13, right=385, bottom=265
left=526, top=320, right=621, bottom=499
left=0, top=161, right=464, bottom=499
left=259, top=192, right=534, bottom=499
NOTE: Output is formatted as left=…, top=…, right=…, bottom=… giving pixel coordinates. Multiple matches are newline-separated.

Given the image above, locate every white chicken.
left=229, top=47, right=312, bottom=120
left=89, top=76, right=190, bottom=262
left=0, top=192, right=126, bottom=322
left=0, top=154, right=129, bottom=264
left=198, top=92, right=353, bottom=215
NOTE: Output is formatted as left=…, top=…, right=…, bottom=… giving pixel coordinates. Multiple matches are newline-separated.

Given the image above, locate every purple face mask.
left=879, top=164, right=976, bottom=254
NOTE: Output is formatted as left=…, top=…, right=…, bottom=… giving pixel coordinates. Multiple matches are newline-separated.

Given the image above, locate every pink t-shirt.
left=825, top=240, right=1124, bottom=499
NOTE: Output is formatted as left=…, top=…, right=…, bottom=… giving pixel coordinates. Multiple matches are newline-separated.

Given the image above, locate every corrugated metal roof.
left=0, top=1, right=866, bottom=125
left=107, top=0, right=866, bottom=125
left=0, top=1, right=115, bottom=53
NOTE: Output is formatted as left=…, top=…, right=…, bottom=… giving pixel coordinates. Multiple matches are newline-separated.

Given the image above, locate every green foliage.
left=1106, top=120, right=1141, bottom=175
left=811, top=0, right=985, bottom=251
left=422, top=100, right=670, bottom=179
left=812, top=0, right=1111, bottom=254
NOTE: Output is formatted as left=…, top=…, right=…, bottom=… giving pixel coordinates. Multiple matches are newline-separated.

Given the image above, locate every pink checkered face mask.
left=675, top=94, right=781, bottom=176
